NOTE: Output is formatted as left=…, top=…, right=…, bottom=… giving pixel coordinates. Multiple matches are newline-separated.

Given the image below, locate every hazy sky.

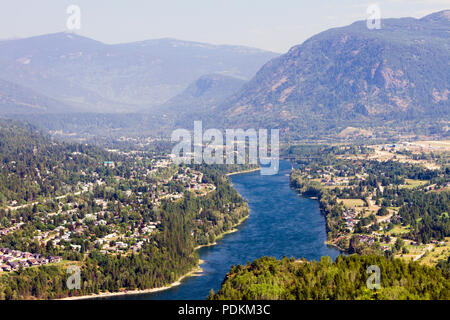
left=0, top=0, right=448, bottom=53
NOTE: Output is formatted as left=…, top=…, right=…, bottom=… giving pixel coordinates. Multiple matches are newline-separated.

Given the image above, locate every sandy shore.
left=58, top=264, right=204, bottom=300
left=194, top=215, right=249, bottom=251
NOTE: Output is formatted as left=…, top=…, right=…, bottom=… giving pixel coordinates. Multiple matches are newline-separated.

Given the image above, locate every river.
left=102, top=160, right=340, bottom=300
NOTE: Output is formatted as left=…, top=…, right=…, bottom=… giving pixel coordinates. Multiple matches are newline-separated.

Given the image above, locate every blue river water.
left=102, top=160, right=340, bottom=300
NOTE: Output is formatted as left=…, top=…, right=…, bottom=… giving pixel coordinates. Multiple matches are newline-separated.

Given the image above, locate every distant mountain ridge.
left=215, top=10, right=449, bottom=135
left=0, top=79, right=73, bottom=114
left=157, top=73, right=246, bottom=116
left=1, top=11, right=448, bottom=141
left=0, top=33, right=278, bottom=113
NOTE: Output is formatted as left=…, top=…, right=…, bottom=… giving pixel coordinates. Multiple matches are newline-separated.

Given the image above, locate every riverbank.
left=289, top=171, right=347, bottom=254
left=195, top=211, right=250, bottom=250
left=85, top=159, right=339, bottom=300
left=217, top=215, right=249, bottom=240
left=325, top=240, right=346, bottom=252
left=60, top=207, right=250, bottom=300
left=59, top=263, right=204, bottom=300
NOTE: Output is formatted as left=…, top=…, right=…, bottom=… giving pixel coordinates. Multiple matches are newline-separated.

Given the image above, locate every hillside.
left=0, top=33, right=278, bottom=113
left=0, top=119, right=114, bottom=204
left=209, top=255, right=450, bottom=300
left=0, top=79, right=72, bottom=114
left=2, top=12, right=448, bottom=141
left=216, top=10, right=450, bottom=137
left=155, top=73, right=245, bottom=124
left=8, top=74, right=246, bottom=140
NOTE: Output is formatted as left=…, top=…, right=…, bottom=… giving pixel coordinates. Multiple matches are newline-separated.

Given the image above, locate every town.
left=0, top=153, right=218, bottom=273
left=290, top=141, right=450, bottom=266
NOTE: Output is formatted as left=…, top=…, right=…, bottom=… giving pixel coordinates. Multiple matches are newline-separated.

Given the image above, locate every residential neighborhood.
left=1, top=154, right=218, bottom=266
left=0, top=248, right=61, bottom=272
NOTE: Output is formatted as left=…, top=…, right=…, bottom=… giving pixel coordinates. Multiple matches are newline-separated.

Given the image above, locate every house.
left=22, top=252, right=31, bottom=259
left=27, top=259, right=39, bottom=267
left=8, top=261, right=19, bottom=270
left=12, top=251, right=21, bottom=258
left=115, top=242, right=128, bottom=249
left=48, top=256, right=62, bottom=263
left=70, top=244, right=81, bottom=252
left=0, top=264, right=11, bottom=272
left=97, top=220, right=107, bottom=226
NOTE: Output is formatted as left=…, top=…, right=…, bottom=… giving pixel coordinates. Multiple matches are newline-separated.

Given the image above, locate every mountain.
left=0, top=33, right=278, bottom=113
left=0, top=79, right=72, bottom=114
left=216, top=10, right=450, bottom=135
left=157, top=73, right=246, bottom=117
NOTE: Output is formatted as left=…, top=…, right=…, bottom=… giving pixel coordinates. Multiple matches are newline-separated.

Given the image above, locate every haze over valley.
left=0, top=11, right=448, bottom=143
left=0, top=3, right=449, bottom=304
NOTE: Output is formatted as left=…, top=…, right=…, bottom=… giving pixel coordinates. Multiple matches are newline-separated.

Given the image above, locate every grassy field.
left=393, top=239, right=450, bottom=266
left=413, top=140, right=450, bottom=151
left=420, top=238, right=450, bottom=266
left=339, top=198, right=366, bottom=208
left=397, top=247, right=426, bottom=262
left=401, top=179, right=429, bottom=189
left=387, top=224, right=410, bottom=235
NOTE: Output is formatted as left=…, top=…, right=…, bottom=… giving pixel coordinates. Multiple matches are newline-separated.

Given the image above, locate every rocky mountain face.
left=216, top=10, right=449, bottom=133
left=0, top=33, right=278, bottom=113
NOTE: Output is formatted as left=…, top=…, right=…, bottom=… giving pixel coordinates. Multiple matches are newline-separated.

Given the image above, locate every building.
left=48, top=256, right=62, bottom=263
left=0, top=264, right=11, bottom=272
left=104, top=161, right=115, bottom=168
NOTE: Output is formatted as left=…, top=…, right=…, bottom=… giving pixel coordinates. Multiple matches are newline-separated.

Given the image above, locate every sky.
left=0, top=0, right=448, bottom=53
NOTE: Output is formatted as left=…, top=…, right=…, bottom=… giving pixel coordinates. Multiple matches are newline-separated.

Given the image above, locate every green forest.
left=209, top=255, right=450, bottom=300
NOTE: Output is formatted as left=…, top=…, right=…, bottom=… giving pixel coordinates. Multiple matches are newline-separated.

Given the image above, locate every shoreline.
left=290, top=173, right=345, bottom=254
left=59, top=264, right=204, bottom=300
left=325, top=240, right=346, bottom=253
left=194, top=206, right=250, bottom=250
left=215, top=215, right=249, bottom=241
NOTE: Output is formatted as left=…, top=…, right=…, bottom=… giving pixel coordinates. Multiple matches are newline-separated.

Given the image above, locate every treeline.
left=378, top=187, right=450, bottom=244
left=209, top=255, right=450, bottom=300
left=397, top=191, right=449, bottom=243
left=160, top=169, right=248, bottom=246
left=0, top=120, right=119, bottom=205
